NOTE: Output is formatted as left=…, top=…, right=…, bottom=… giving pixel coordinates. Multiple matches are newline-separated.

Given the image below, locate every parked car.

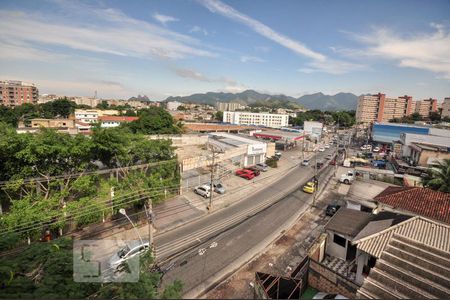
left=326, top=204, right=341, bottom=216
left=340, top=170, right=355, bottom=184
left=194, top=185, right=211, bottom=198
left=211, top=181, right=226, bottom=194
left=316, top=161, right=324, bottom=169
left=255, top=163, right=269, bottom=172
left=275, top=151, right=282, bottom=158
left=301, top=159, right=310, bottom=166
left=302, top=181, right=316, bottom=194
left=245, top=166, right=261, bottom=176
left=373, top=146, right=380, bottom=152
left=325, top=154, right=334, bottom=160
left=360, top=144, right=372, bottom=151
left=324, top=144, right=330, bottom=149
left=235, top=169, right=255, bottom=180
left=330, top=159, right=336, bottom=166
left=318, top=147, right=325, bottom=152
left=109, top=240, right=149, bottom=268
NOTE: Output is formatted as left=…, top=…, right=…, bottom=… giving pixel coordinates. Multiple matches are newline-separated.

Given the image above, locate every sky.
left=0, top=0, right=449, bottom=101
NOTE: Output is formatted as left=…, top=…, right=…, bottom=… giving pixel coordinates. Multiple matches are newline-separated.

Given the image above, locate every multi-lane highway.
left=155, top=147, right=335, bottom=296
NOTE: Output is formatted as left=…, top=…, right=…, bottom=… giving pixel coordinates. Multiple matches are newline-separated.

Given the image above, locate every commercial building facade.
left=371, top=123, right=430, bottom=144
left=223, top=111, right=289, bottom=128
left=98, top=116, right=138, bottom=128
left=74, top=109, right=99, bottom=123
left=356, top=93, right=414, bottom=124
left=0, top=80, right=39, bottom=107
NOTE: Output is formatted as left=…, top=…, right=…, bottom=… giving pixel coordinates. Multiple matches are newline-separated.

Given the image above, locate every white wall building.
left=303, top=121, right=324, bottom=135
left=223, top=111, right=289, bottom=128
left=74, top=109, right=99, bottom=123
left=400, top=132, right=450, bottom=157
left=166, top=101, right=183, bottom=111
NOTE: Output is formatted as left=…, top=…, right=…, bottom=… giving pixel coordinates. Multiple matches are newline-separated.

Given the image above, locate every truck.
left=340, top=170, right=355, bottom=184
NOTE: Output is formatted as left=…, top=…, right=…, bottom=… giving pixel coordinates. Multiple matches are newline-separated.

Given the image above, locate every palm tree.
left=422, top=159, right=450, bottom=193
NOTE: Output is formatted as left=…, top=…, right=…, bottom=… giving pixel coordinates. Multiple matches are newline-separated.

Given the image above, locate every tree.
left=177, top=105, right=187, bottom=111
left=411, top=112, right=422, bottom=121
left=126, top=107, right=181, bottom=134
left=96, top=100, right=109, bottom=109
left=429, top=111, right=441, bottom=122
left=215, top=111, right=223, bottom=121
left=422, top=159, right=450, bottom=193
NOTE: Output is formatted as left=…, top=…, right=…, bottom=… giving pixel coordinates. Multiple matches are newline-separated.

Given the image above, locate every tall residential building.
left=223, top=111, right=289, bottom=128
left=415, top=98, right=438, bottom=117
left=216, top=102, right=243, bottom=111
left=442, top=98, right=450, bottom=119
left=356, top=93, right=414, bottom=124
left=0, top=80, right=39, bottom=107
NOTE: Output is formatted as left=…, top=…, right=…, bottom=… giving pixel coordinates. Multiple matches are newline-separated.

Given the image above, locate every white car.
left=373, top=146, right=380, bottom=152
left=194, top=185, right=211, bottom=198
left=301, top=159, right=310, bottom=166
left=340, top=170, right=355, bottom=184
left=324, top=144, right=330, bottom=149
left=318, top=147, right=325, bottom=152
left=313, top=292, right=348, bottom=299
left=109, top=240, right=149, bottom=268
left=360, top=144, right=372, bottom=151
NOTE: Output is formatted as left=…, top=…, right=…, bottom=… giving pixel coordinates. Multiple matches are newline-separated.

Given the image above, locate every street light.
left=119, top=208, right=144, bottom=246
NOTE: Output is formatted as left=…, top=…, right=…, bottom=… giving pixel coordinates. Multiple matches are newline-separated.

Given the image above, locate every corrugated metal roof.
left=354, top=216, right=450, bottom=258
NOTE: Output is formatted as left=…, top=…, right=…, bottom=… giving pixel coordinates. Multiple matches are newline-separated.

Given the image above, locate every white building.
left=216, top=102, right=243, bottom=111
left=303, top=121, right=323, bottom=135
left=166, top=101, right=183, bottom=111
left=223, top=111, right=289, bottom=128
left=98, top=116, right=138, bottom=128
left=442, top=98, right=450, bottom=119
left=400, top=132, right=450, bottom=157
left=74, top=109, right=99, bottom=123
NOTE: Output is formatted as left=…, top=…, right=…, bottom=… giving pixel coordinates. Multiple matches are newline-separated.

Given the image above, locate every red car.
left=235, top=169, right=256, bottom=180
left=244, top=166, right=261, bottom=176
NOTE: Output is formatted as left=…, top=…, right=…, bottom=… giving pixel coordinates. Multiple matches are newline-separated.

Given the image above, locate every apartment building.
left=356, top=93, right=414, bottom=123
left=166, top=101, right=183, bottom=110
left=74, top=109, right=99, bottom=123
left=442, top=98, right=450, bottom=119
left=415, top=98, right=438, bottom=117
left=216, top=102, right=243, bottom=111
left=0, top=80, right=39, bottom=107
left=223, top=111, right=289, bottom=128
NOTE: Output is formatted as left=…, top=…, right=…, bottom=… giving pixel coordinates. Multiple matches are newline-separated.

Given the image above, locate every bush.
left=266, top=157, right=278, bottom=168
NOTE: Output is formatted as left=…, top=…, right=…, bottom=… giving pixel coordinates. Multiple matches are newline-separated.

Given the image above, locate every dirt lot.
left=206, top=183, right=340, bottom=299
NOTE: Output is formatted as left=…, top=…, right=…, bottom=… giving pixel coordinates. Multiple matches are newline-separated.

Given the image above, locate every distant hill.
left=128, top=94, right=150, bottom=102
left=163, top=90, right=358, bottom=111
left=296, top=92, right=358, bottom=111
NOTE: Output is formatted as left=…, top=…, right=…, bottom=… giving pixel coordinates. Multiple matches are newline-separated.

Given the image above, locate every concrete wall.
left=308, top=259, right=358, bottom=299
left=417, top=149, right=450, bottom=166
left=181, top=145, right=247, bottom=172
left=326, top=231, right=349, bottom=260
left=147, top=134, right=208, bottom=146
left=266, top=142, right=275, bottom=157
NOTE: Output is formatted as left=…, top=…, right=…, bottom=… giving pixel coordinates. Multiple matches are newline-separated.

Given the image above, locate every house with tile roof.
left=354, top=216, right=450, bottom=299
left=374, top=186, right=450, bottom=224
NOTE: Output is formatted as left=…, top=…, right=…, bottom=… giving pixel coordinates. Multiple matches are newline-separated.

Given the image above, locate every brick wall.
left=308, top=259, right=358, bottom=298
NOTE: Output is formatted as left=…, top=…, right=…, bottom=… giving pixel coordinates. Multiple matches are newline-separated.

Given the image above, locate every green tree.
left=429, top=111, right=441, bottom=122
left=96, top=100, right=109, bottom=109
left=411, top=112, right=422, bottom=121
left=422, top=159, right=450, bottom=193
left=215, top=111, right=223, bottom=121
left=126, top=107, right=181, bottom=134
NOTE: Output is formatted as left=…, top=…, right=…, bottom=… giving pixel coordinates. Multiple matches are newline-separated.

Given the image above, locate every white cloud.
left=152, top=13, right=179, bottom=26
left=174, top=68, right=211, bottom=81
left=0, top=6, right=215, bottom=61
left=298, top=59, right=366, bottom=75
left=240, top=55, right=265, bottom=63
left=198, top=0, right=325, bottom=61
left=190, top=25, right=209, bottom=36
left=0, top=41, right=68, bottom=62
left=341, top=24, right=450, bottom=79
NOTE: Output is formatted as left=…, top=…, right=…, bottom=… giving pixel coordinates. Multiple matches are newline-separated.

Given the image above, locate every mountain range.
left=163, top=90, right=358, bottom=111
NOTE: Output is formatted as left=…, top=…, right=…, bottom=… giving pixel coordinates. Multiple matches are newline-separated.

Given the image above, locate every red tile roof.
left=374, top=187, right=450, bottom=224
left=98, top=116, right=138, bottom=122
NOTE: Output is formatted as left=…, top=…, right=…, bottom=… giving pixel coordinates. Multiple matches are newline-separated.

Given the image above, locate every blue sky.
left=1, top=0, right=449, bottom=101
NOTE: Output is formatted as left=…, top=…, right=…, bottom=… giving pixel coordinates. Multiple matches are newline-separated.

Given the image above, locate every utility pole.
left=208, top=150, right=216, bottom=212
left=145, top=200, right=155, bottom=257
left=312, top=149, right=318, bottom=207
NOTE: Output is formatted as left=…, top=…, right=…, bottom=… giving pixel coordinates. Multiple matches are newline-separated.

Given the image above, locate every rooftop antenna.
left=94, top=90, right=97, bottom=99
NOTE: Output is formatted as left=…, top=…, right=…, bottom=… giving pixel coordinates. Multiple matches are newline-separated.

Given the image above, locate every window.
left=333, top=233, right=346, bottom=247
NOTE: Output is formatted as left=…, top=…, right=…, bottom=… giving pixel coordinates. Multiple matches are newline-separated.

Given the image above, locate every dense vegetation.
left=390, top=110, right=450, bottom=123
left=0, top=121, right=180, bottom=249
left=289, top=110, right=355, bottom=128
left=0, top=238, right=183, bottom=299
left=422, top=159, right=450, bottom=193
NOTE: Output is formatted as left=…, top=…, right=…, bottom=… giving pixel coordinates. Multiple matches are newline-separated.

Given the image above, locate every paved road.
left=155, top=148, right=335, bottom=295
